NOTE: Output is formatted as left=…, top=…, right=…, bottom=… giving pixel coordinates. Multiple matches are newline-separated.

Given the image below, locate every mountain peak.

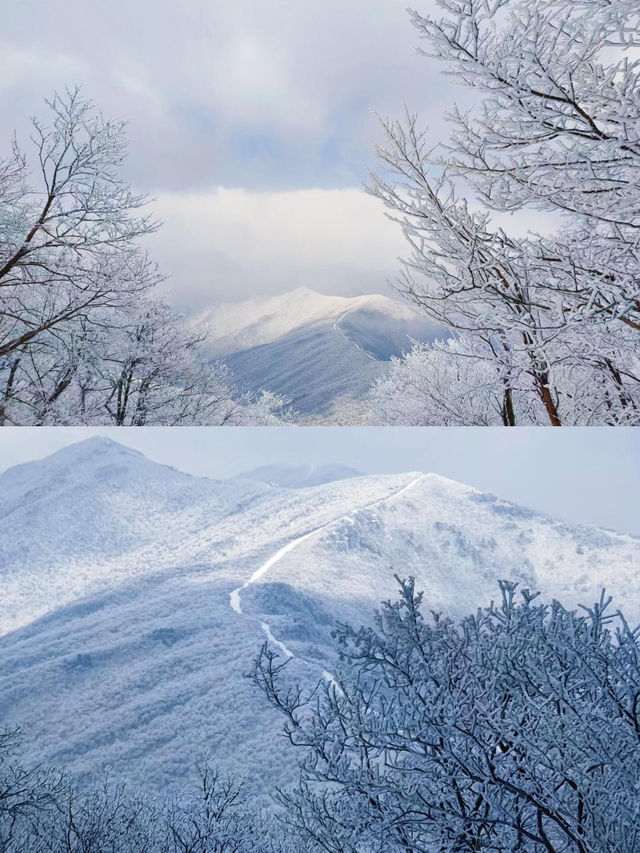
left=422, top=471, right=479, bottom=491
left=0, top=437, right=143, bottom=488
left=194, top=287, right=425, bottom=356
left=49, top=436, right=144, bottom=461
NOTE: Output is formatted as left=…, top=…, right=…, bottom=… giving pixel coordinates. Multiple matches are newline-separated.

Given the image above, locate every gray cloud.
left=1, top=0, right=451, bottom=191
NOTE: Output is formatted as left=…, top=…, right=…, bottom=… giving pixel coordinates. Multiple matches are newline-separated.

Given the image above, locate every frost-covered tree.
left=372, top=334, right=640, bottom=425
left=369, top=0, right=640, bottom=425
left=0, top=727, right=64, bottom=852
left=0, top=300, right=289, bottom=426
left=0, top=88, right=159, bottom=362
left=371, top=338, right=535, bottom=426
left=254, top=579, right=640, bottom=852
left=0, top=90, right=287, bottom=426
left=24, top=777, right=166, bottom=853
left=166, top=761, right=254, bottom=853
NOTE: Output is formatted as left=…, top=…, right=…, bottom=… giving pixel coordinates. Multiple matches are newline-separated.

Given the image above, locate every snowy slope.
left=0, top=437, right=270, bottom=634
left=247, top=473, right=640, bottom=657
left=195, top=288, right=446, bottom=416
left=223, top=322, right=385, bottom=414
left=0, top=439, right=411, bottom=636
left=0, top=437, right=266, bottom=570
left=195, top=287, right=424, bottom=355
left=1, top=440, right=638, bottom=804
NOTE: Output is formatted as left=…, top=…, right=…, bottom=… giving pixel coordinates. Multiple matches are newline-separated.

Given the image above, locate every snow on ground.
left=254, top=472, right=640, bottom=653
left=229, top=474, right=426, bottom=654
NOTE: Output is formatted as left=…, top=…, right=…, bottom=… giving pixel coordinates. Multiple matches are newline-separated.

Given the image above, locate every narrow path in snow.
left=332, top=308, right=378, bottom=362
left=261, top=621, right=294, bottom=659
left=229, top=474, right=426, bottom=671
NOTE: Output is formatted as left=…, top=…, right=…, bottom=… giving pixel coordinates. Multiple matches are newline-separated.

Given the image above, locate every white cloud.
left=146, top=186, right=407, bottom=309
left=0, top=0, right=485, bottom=309
left=146, top=186, right=561, bottom=311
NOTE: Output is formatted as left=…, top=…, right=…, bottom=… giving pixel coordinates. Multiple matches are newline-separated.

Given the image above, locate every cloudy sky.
left=0, top=427, right=638, bottom=534
left=1, top=0, right=466, bottom=310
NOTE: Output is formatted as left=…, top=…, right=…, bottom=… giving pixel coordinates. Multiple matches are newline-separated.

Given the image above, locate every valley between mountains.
left=1, top=438, right=638, bottom=802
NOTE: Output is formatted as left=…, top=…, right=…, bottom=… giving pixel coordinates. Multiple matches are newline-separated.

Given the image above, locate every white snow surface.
left=194, top=286, right=420, bottom=355
left=1, top=439, right=639, bottom=801
left=229, top=474, right=426, bottom=654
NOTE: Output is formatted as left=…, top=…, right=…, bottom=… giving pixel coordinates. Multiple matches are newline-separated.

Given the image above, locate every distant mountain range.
left=194, top=288, right=446, bottom=417
left=236, top=462, right=362, bottom=489
left=2, top=438, right=638, bottom=804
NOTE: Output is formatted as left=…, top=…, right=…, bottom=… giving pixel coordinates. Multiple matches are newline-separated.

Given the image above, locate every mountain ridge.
left=194, top=287, right=423, bottom=355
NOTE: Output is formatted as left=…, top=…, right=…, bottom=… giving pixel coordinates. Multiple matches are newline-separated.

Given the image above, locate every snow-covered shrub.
left=0, top=736, right=307, bottom=853
left=254, top=579, right=640, bottom=851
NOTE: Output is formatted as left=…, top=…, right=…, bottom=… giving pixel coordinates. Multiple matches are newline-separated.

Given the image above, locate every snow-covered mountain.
left=196, top=288, right=422, bottom=355
left=195, top=288, right=445, bottom=416
left=0, top=438, right=272, bottom=634
left=1, top=439, right=638, bottom=802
